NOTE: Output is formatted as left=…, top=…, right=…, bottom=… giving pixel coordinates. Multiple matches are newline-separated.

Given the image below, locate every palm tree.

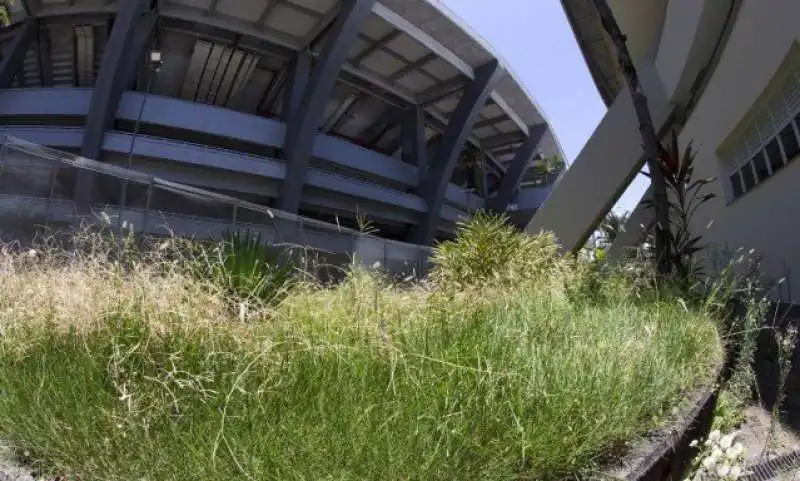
left=592, top=0, right=672, bottom=275
left=599, top=211, right=630, bottom=246
left=534, top=154, right=565, bottom=175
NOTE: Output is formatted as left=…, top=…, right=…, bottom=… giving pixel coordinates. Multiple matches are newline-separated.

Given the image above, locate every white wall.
left=669, top=0, right=800, bottom=301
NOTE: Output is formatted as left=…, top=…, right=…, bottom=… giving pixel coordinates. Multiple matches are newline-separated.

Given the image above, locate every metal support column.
left=401, top=105, right=426, bottom=187
left=282, top=51, right=311, bottom=123
left=488, top=123, right=548, bottom=213
left=0, top=18, right=38, bottom=88
left=277, top=0, right=377, bottom=214
left=75, top=0, right=154, bottom=212
left=409, top=60, right=502, bottom=245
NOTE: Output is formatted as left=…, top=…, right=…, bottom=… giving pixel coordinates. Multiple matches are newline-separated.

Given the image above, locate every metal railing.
left=0, top=134, right=434, bottom=277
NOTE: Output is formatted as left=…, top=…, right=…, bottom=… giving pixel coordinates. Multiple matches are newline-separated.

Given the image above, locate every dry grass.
left=0, top=227, right=723, bottom=481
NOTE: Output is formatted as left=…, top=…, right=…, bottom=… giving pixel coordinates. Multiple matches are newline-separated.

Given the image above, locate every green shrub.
left=188, top=230, right=296, bottom=308
left=430, top=211, right=561, bottom=289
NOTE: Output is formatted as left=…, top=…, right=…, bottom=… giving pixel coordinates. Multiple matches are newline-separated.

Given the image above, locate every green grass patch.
left=0, top=219, right=723, bottom=480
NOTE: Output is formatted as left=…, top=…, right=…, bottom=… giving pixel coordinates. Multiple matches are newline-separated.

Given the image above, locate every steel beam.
left=277, top=0, right=377, bottom=213
left=256, top=0, right=283, bottom=26
left=0, top=18, right=38, bottom=89
left=304, top=4, right=341, bottom=52
left=75, top=0, right=154, bottom=211
left=35, top=26, right=53, bottom=87
left=409, top=59, right=501, bottom=244
left=417, top=75, right=466, bottom=105
left=487, top=123, right=547, bottom=213
left=387, top=52, right=436, bottom=83
left=402, top=105, right=426, bottom=187
left=473, top=114, right=507, bottom=130
left=351, top=30, right=400, bottom=67
left=280, top=51, right=311, bottom=122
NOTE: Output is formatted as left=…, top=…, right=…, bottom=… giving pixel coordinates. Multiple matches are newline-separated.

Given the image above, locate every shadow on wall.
left=754, top=303, right=800, bottom=435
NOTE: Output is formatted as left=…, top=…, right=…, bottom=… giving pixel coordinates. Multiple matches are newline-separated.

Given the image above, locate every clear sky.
left=438, top=0, right=649, bottom=215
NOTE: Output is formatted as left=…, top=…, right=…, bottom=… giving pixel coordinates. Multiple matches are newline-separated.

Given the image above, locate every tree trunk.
left=592, top=0, right=672, bottom=275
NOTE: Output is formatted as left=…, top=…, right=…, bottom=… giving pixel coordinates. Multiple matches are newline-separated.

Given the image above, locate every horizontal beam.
left=352, top=30, right=401, bottom=66
left=473, top=114, right=507, bottom=130
left=0, top=88, right=483, bottom=210
left=417, top=75, right=467, bottom=105
left=482, top=131, right=527, bottom=150
left=386, top=52, right=437, bottom=82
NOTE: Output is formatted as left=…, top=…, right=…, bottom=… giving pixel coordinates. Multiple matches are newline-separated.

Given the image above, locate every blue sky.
left=439, top=0, right=649, bottom=215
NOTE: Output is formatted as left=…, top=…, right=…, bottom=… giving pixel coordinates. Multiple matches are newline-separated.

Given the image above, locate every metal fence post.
left=383, top=239, right=388, bottom=271
left=141, top=179, right=153, bottom=235
left=0, top=141, right=8, bottom=180
left=45, top=166, right=58, bottom=225
left=231, top=202, right=238, bottom=233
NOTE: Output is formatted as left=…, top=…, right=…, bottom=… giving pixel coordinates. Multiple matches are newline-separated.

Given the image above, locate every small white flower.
left=716, top=463, right=731, bottom=477
left=709, top=447, right=723, bottom=463
left=720, top=433, right=735, bottom=449
left=708, top=430, right=721, bottom=443
left=702, top=456, right=715, bottom=470
left=26, top=249, right=37, bottom=258
left=730, top=465, right=743, bottom=479
left=372, top=261, right=381, bottom=269
left=689, top=439, right=699, bottom=448
left=732, top=443, right=745, bottom=457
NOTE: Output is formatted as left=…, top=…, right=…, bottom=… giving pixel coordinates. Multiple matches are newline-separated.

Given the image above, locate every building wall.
left=661, top=0, right=800, bottom=301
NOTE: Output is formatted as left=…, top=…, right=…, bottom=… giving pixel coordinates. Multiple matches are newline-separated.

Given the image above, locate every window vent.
left=722, top=49, right=800, bottom=201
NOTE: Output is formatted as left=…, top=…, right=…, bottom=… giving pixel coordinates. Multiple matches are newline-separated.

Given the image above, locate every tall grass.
left=0, top=219, right=722, bottom=481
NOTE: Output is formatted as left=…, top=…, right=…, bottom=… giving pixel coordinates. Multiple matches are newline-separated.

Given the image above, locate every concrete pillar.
left=488, top=123, right=547, bottom=213
left=277, top=0, right=377, bottom=213
left=75, top=0, right=155, bottom=211
left=409, top=59, right=502, bottom=245
left=0, top=18, right=38, bottom=88
left=401, top=105, right=426, bottom=186
left=525, top=60, right=670, bottom=253
left=282, top=51, right=311, bottom=123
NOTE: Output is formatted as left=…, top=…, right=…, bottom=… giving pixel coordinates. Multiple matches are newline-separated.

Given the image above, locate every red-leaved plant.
left=643, top=132, right=717, bottom=286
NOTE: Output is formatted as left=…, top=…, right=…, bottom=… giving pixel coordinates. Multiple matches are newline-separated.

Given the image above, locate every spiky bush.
left=430, top=211, right=561, bottom=289
left=185, top=230, right=297, bottom=309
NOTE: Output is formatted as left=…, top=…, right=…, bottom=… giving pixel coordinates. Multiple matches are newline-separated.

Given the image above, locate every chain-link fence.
left=0, top=134, right=434, bottom=278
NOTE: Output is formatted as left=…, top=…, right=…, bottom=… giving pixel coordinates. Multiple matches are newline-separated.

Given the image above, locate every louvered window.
left=721, top=52, right=800, bottom=201
left=180, top=39, right=258, bottom=108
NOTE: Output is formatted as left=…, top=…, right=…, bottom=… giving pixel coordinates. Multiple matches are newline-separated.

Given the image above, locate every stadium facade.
left=0, top=0, right=564, bottom=244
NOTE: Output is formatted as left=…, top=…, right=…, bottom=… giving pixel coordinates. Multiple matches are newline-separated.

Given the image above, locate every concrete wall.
left=672, top=0, right=800, bottom=302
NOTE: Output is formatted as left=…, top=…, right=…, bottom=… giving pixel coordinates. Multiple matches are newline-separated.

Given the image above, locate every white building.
left=530, top=0, right=800, bottom=302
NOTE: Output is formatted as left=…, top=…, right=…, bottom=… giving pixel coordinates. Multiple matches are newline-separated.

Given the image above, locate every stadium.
left=0, top=0, right=563, bottom=245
